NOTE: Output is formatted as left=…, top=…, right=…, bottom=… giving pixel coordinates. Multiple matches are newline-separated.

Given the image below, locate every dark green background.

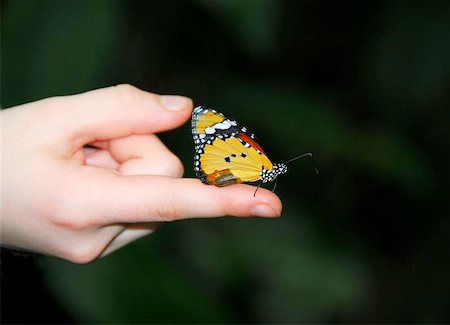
left=2, top=0, right=450, bottom=323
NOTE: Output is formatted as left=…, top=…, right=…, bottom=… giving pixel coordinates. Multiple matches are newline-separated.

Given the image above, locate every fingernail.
left=251, top=204, right=280, bottom=218
left=160, top=95, right=191, bottom=111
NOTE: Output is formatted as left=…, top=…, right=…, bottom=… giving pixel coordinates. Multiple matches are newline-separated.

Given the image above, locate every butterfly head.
left=261, top=163, right=288, bottom=183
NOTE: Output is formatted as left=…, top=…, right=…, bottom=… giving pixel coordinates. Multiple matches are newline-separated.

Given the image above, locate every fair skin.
left=0, top=84, right=282, bottom=264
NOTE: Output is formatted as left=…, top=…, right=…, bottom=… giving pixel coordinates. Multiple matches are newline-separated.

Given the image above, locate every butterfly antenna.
left=285, top=152, right=313, bottom=164
left=285, top=152, right=319, bottom=175
left=254, top=181, right=262, bottom=197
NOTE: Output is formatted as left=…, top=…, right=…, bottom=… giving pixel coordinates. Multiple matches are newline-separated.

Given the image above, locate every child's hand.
left=1, top=85, right=282, bottom=263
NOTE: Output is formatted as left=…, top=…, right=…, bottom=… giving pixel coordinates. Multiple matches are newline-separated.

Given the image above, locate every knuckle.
left=165, top=154, right=184, bottom=177
left=156, top=191, right=182, bottom=221
left=113, top=84, right=143, bottom=110
left=61, top=242, right=103, bottom=264
left=51, top=210, right=90, bottom=231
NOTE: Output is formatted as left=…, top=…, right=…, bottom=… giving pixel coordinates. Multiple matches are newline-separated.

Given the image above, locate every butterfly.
left=191, top=106, right=312, bottom=194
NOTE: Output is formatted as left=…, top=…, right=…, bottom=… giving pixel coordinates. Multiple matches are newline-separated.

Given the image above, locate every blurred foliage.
left=2, top=0, right=450, bottom=323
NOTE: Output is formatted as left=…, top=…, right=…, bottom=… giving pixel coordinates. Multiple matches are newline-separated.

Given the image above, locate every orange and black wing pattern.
left=191, top=106, right=287, bottom=187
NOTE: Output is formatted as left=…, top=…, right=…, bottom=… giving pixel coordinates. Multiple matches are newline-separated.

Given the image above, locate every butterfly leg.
left=253, top=181, right=262, bottom=197
left=272, top=179, right=278, bottom=193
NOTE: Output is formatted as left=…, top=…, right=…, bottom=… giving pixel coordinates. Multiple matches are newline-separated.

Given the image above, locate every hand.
left=0, top=85, right=282, bottom=263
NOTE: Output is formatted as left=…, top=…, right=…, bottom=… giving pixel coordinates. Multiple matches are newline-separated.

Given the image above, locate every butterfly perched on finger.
left=191, top=106, right=313, bottom=194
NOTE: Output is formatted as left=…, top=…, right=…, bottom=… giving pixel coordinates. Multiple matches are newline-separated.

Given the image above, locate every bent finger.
left=108, top=134, right=184, bottom=177
left=84, top=148, right=119, bottom=169
left=100, top=223, right=160, bottom=257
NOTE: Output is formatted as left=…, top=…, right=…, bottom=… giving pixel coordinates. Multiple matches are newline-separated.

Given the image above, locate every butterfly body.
left=191, top=106, right=288, bottom=187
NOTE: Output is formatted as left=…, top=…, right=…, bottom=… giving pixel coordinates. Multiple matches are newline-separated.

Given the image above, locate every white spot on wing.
left=205, top=127, right=215, bottom=134
left=213, top=123, right=230, bottom=130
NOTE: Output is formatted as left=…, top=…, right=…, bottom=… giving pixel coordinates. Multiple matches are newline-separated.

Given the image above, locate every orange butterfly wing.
left=191, top=106, right=273, bottom=186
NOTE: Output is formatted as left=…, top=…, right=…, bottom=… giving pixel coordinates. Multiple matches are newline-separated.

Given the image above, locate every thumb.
left=43, top=84, right=193, bottom=144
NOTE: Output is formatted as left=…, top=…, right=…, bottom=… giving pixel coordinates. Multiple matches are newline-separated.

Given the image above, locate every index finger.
left=68, top=170, right=282, bottom=225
